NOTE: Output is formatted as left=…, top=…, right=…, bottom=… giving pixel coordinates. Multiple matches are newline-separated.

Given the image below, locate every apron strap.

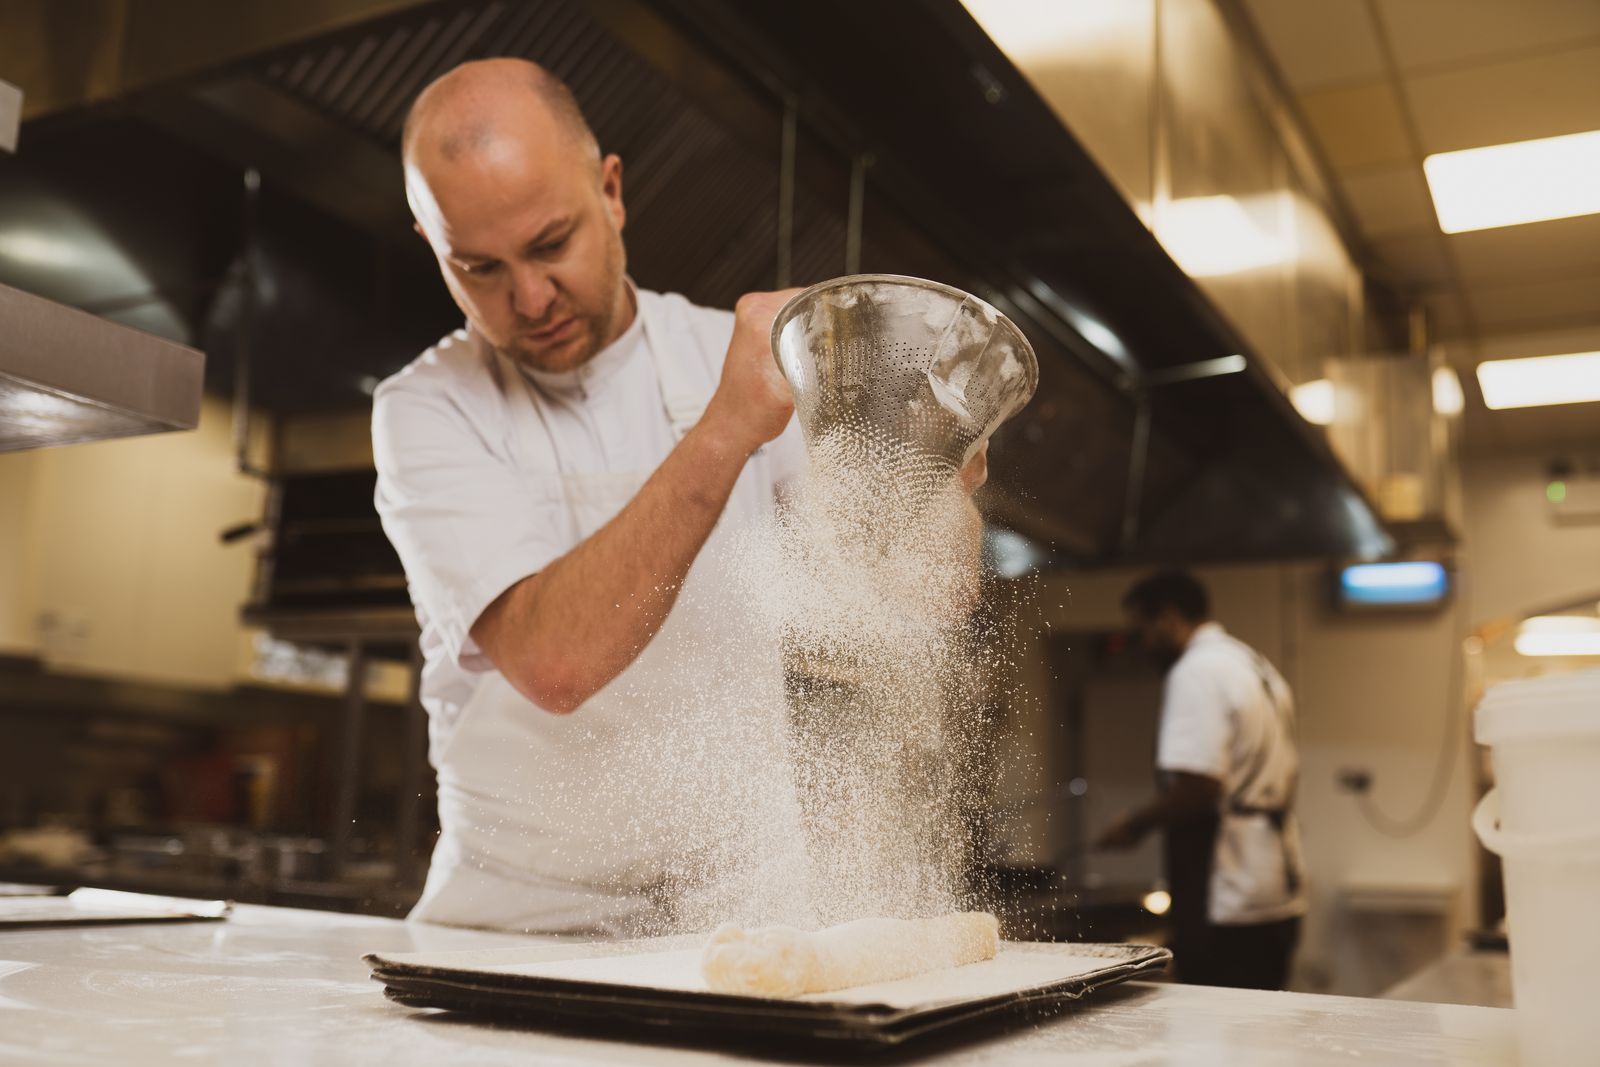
left=1230, top=646, right=1304, bottom=896
left=635, top=288, right=707, bottom=442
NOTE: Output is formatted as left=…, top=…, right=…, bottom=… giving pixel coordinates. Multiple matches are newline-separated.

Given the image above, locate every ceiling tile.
left=1296, top=81, right=1414, bottom=170
left=1472, top=321, right=1600, bottom=361
left=1449, top=212, right=1600, bottom=284
left=1242, top=0, right=1385, bottom=90
left=1374, top=0, right=1600, bottom=73
left=1337, top=165, right=1437, bottom=236
left=1462, top=401, right=1600, bottom=457
left=1404, top=44, right=1600, bottom=155
left=1367, top=232, right=1455, bottom=287
left=1470, top=274, right=1600, bottom=333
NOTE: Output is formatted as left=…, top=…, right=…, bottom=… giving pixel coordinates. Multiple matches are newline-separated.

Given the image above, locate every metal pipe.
left=232, top=167, right=267, bottom=478
left=1408, top=303, right=1429, bottom=356
left=329, top=640, right=367, bottom=881
left=776, top=96, right=797, bottom=287
left=395, top=643, right=427, bottom=888
left=845, top=152, right=872, bottom=275
left=1121, top=397, right=1152, bottom=552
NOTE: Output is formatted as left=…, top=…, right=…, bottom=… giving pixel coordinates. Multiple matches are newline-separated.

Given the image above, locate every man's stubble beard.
left=500, top=229, right=629, bottom=373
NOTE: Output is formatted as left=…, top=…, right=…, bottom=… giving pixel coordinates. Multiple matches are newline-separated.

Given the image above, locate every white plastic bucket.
left=1473, top=788, right=1600, bottom=1067
left=1474, top=670, right=1600, bottom=837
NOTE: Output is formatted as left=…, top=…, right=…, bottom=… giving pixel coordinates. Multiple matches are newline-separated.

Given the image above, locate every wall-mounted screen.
left=1336, top=561, right=1450, bottom=610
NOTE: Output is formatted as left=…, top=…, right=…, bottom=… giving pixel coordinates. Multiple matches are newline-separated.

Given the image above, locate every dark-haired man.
left=1096, top=570, right=1306, bottom=989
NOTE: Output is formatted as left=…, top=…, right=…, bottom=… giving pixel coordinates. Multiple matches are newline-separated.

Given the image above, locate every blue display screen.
left=1339, top=561, right=1449, bottom=606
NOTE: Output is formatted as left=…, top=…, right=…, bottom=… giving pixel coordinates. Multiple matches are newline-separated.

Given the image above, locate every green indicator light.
left=1547, top=481, right=1567, bottom=504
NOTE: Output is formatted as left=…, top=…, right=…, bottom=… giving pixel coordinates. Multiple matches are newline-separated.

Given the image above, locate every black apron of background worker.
left=1162, top=656, right=1302, bottom=990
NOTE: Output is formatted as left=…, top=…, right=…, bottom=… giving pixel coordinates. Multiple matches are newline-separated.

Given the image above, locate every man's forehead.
left=408, top=142, right=583, bottom=243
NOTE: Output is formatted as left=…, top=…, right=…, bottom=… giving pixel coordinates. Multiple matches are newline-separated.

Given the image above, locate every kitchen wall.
left=0, top=452, right=40, bottom=654
left=1462, top=450, right=1600, bottom=626
left=0, top=396, right=268, bottom=688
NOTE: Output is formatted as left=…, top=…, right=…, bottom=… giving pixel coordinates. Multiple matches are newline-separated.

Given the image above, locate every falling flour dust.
left=519, top=425, right=1024, bottom=937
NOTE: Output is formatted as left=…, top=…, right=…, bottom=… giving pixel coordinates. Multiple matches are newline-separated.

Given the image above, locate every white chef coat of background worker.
left=369, top=59, right=985, bottom=934
left=1157, top=622, right=1308, bottom=924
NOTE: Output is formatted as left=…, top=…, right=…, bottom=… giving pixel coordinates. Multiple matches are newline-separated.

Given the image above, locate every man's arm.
left=470, top=290, right=798, bottom=714
left=1094, top=771, right=1223, bottom=851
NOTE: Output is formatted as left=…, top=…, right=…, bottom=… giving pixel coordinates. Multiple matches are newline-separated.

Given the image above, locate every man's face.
left=1127, top=607, right=1184, bottom=667
left=410, top=134, right=628, bottom=372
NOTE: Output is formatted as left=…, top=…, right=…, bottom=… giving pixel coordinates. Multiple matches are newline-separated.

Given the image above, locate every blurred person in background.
left=1097, top=569, right=1306, bottom=989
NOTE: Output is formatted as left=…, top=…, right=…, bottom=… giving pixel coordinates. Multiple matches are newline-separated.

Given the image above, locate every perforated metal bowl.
left=771, top=274, right=1038, bottom=468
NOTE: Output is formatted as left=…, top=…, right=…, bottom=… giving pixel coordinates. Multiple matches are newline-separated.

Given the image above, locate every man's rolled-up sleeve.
left=1155, top=658, right=1231, bottom=781
left=372, top=382, right=567, bottom=671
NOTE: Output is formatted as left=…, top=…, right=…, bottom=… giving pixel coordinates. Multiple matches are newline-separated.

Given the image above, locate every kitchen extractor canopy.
left=0, top=281, right=204, bottom=452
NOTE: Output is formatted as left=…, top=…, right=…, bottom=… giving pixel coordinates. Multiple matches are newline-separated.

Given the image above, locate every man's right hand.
left=1094, top=812, right=1149, bottom=852
left=703, top=289, right=801, bottom=454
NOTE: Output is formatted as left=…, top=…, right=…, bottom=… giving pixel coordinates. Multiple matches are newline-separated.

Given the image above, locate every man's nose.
left=509, top=265, right=558, bottom=322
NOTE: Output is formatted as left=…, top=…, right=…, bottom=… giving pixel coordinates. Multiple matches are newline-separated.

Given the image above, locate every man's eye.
left=537, top=236, right=569, bottom=256
left=459, top=261, right=500, bottom=276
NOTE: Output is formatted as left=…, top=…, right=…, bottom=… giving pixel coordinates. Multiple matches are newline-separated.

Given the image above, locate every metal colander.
left=771, top=274, right=1038, bottom=469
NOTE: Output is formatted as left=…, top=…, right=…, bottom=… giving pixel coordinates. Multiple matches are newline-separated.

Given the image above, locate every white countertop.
left=0, top=898, right=1515, bottom=1066
left=1383, top=949, right=1513, bottom=1009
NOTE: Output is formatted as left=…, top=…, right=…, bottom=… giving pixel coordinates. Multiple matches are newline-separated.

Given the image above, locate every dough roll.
left=701, top=911, right=999, bottom=998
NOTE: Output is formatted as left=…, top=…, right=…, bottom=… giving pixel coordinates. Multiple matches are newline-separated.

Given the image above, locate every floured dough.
left=701, top=912, right=999, bottom=998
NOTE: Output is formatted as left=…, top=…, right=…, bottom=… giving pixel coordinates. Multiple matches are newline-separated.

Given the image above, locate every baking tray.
left=365, top=939, right=1169, bottom=1052
left=0, top=888, right=231, bottom=930
left=0, top=883, right=73, bottom=897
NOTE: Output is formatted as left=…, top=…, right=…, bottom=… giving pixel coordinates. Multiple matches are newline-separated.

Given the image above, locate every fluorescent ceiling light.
left=961, top=0, right=1138, bottom=63
left=1290, top=378, right=1336, bottom=425
left=1155, top=195, right=1290, bottom=278
left=1520, top=616, right=1600, bottom=634
left=1475, top=351, right=1600, bottom=409
left=1515, top=616, right=1600, bottom=657
left=1431, top=366, right=1464, bottom=416
left=1516, top=634, right=1600, bottom=656
left=1423, top=128, right=1600, bottom=233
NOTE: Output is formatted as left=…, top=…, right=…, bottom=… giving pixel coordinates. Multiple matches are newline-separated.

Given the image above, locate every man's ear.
left=601, top=153, right=626, bottom=231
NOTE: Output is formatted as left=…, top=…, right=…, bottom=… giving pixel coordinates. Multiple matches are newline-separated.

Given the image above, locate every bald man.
left=372, top=59, right=808, bottom=934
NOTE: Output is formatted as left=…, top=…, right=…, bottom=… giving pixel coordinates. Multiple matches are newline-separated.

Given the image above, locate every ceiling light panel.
left=1423, top=129, right=1600, bottom=234
left=1475, top=350, right=1600, bottom=409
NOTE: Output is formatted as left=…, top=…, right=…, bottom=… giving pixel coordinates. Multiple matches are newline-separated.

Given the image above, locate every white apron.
left=410, top=292, right=792, bottom=935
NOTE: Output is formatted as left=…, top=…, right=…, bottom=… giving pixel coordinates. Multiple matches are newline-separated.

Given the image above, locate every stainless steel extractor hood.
left=0, top=281, right=205, bottom=452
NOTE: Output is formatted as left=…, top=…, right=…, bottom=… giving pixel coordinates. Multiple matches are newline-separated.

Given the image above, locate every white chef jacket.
left=1156, top=621, right=1308, bottom=925
left=372, top=286, right=805, bottom=757
left=371, top=285, right=807, bottom=932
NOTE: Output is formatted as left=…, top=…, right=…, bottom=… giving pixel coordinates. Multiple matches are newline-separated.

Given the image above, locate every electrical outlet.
left=36, top=608, right=91, bottom=662
left=1337, top=768, right=1373, bottom=794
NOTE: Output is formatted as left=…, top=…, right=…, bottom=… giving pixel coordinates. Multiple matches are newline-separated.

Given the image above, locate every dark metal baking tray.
left=366, top=941, right=1170, bottom=1052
